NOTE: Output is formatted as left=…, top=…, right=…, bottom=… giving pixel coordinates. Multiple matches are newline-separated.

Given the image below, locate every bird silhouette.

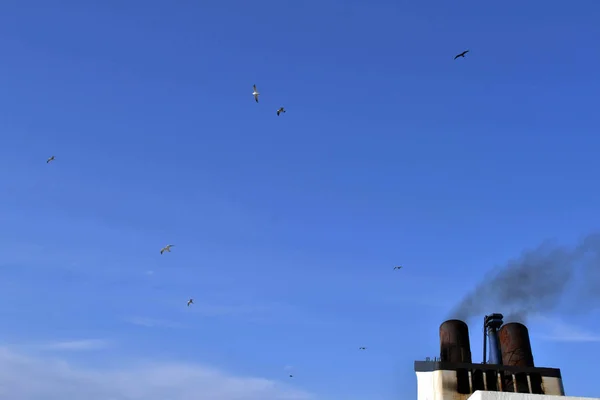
left=46, top=156, right=55, bottom=163
left=454, top=50, right=469, bottom=60
left=252, top=85, right=260, bottom=103
left=187, top=298, right=194, bottom=306
left=160, top=244, right=174, bottom=254
left=277, top=107, right=286, bottom=116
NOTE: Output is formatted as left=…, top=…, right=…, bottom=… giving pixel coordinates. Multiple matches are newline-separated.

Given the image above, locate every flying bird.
left=454, top=50, right=469, bottom=60
left=252, top=84, right=260, bottom=103
left=359, top=347, right=367, bottom=350
left=289, top=374, right=293, bottom=378
left=277, top=107, right=286, bottom=116
left=187, top=298, right=194, bottom=306
left=393, top=266, right=402, bottom=270
left=160, top=244, right=174, bottom=254
left=47, top=156, right=55, bottom=163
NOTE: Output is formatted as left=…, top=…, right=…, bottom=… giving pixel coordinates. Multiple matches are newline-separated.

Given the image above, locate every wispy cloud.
left=125, top=316, right=184, bottom=328
left=529, top=315, right=600, bottom=342
left=39, top=339, right=111, bottom=351
left=0, top=346, right=315, bottom=400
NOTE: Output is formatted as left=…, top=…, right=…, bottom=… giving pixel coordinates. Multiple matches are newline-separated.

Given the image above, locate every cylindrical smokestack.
left=484, top=313, right=504, bottom=364
left=439, top=319, right=472, bottom=363
left=499, top=322, right=535, bottom=367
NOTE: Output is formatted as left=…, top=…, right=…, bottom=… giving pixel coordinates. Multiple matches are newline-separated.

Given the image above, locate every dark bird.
left=289, top=374, right=293, bottom=378
left=47, top=156, right=55, bottom=163
left=187, top=298, right=194, bottom=306
left=454, top=50, right=469, bottom=60
left=359, top=347, right=367, bottom=350
left=393, top=266, right=402, bottom=270
left=277, top=107, right=286, bottom=116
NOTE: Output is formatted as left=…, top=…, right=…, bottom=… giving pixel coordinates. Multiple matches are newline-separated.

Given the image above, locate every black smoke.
left=449, top=233, right=600, bottom=323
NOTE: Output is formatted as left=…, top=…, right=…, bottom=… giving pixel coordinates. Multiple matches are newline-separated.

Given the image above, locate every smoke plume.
left=449, top=233, right=600, bottom=323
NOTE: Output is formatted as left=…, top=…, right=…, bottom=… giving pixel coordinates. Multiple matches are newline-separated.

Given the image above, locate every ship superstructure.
left=414, top=313, right=597, bottom=400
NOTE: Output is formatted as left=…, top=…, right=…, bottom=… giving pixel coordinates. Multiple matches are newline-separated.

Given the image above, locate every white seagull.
left=160, top=244, right=174, bottom=254
left=252, top=84, right=260, bottom=103
left=47, top=156, right=55, bottom=163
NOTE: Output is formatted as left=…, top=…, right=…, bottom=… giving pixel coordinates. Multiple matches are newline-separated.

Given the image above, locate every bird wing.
left=253, top=85, right=257, bottom=91
left=454, top=54, right=460, bottom=59
left=255, top=95, right=259, bottom=103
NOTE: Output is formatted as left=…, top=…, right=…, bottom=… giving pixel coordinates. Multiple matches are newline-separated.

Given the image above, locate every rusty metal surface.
left=499, top=322, right=535, bottom=367
left=439, top=319, right=472, bottom=363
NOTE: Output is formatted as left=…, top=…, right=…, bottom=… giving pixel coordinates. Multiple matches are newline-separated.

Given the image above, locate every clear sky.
left=0, top=0, right=599, bottom=399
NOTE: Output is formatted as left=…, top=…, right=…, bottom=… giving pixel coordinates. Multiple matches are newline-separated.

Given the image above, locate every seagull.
left=187, top=298, right=194, bottom=306
left=393, top=266, right=402, bottom=270
left=277, top=107, right=286, bottom=116
left=160, top=244, right=174, bottom=254
left=454, top=50, right=469, bottom=60
left=252, top=84, right=260, bottom=103
left=47, top=156, right=55, bottom=163
left=359, top=347, right=367, bottom=350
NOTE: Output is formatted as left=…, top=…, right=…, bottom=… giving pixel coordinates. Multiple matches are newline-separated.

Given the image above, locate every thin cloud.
left=39, top=339, right=111, bottom=351
left=125, top=316, right=184, bottom=328
left=0, top=346, right=315, bottom=400
left=530, top=315, right=600, bottom=342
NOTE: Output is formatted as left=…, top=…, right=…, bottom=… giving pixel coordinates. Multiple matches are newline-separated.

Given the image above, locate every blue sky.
left=0, top=0, right=599, bottom=399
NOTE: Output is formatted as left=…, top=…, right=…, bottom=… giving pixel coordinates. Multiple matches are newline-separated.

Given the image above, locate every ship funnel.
left=499, top=322, right=535, bottom=367
left=439, top=319, right=472, bottom=363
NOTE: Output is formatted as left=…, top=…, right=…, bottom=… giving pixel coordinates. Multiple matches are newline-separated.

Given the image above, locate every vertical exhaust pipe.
left=482, top=315, right=487, bottom=364
left=484, top=313, right=504, bottom=364
left=499, top=322, right=535, bottom=367
left=439, top=319, right=472, bottom=363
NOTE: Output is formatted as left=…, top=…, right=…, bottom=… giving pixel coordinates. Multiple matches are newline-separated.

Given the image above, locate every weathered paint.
left=417, top=370, right=472, bottom=400
left=440, top=320, right=473, bottom=363
left=541, top=376, right=565, bottom=396
left=415, top=368, right=565, bottom=399
left=499, top=323, right=535, bottom=368
left=468, top=391, right=598, bottom=400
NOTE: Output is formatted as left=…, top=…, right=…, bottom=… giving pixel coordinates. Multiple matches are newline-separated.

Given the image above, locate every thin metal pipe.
left=483, top=315, right=487, bottom=364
